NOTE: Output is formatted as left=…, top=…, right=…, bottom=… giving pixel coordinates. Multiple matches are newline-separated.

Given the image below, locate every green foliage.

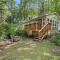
left=0, top=0, right=60, bottom=42
left=3, top=24, right=11, bottom=34
left=0, top=26, right=3, bottom=36
left=0, top=0, right=8, bottom=23
left=14, top=29, right=28, bottom=37
left=50, top=33, right=60, bottom=46
left=0, top=24, right=11, bottom=38
left=0, top=23, right=14, bottom=38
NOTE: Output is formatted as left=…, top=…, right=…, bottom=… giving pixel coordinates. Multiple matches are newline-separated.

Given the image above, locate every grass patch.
left=0, top=38, right=60, bottom=60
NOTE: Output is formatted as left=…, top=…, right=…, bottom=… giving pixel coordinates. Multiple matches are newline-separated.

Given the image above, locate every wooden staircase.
left=34, top=23, right=51, bottom=41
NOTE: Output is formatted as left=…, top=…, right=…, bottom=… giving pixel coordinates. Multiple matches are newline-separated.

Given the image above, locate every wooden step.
left=33, top=37, right=39, bottom=41
left=33, top=37, right=42, bottom=41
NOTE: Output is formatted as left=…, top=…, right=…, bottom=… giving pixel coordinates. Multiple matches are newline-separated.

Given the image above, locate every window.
left=52, top=21, right=58, bottom=30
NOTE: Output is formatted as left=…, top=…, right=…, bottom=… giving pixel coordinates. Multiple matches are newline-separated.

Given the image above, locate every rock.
left=13, top=36, right=20, bottom=42
left=52, top=47, right=60, bottom=56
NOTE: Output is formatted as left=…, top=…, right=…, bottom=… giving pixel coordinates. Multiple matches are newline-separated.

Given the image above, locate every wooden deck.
left=24, top=22, right=51, bottom=39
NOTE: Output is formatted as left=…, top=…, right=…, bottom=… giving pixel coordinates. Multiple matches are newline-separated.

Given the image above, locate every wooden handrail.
left=38, top=23, right=51, bottom=39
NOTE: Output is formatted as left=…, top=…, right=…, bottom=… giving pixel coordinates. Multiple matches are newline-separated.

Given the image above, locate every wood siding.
left=24, top=22, right=42, bottom=31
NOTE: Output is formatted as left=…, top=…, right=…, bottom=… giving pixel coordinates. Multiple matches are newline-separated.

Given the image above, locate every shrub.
left=50, top=33, right=60, bottom=46
left=2, top=24, right=12, bottom=37
left=14, top=29, right=28, bottom=37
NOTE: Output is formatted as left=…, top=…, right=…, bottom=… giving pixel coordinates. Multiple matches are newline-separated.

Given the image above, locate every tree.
left=5, top=0, right=17, bottom=23
left=0, top=0, right=8, bottom=24
left=16, top=0, right=29, bottom=21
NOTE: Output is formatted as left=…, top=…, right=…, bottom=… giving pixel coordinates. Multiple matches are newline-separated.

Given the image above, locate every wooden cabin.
left=23, top=13, right=59, bottom=39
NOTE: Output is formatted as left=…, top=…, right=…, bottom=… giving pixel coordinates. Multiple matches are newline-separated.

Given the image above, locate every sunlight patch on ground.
left=43, top=52, right=52, bottom=56
left=17, top=47, right=33, bottom=51
left=23, top=58, right=31, bottom=60
left=53, top=56, right=59, bottom=60
left=5, top=43, right=17, bottom=49
left=30, top=44, right=37, bottom=48
left=43, top=52, right=59, bottom=60
left=26, top=41, right=33, bottom=45
left=0, top=55, right=6, bottom=59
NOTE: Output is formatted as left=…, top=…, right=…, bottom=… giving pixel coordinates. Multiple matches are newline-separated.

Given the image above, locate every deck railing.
left=38, top=23, right=51, bottom=39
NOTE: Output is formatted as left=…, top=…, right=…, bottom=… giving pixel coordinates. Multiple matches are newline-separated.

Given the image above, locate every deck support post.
left=42, top=18, right=43, bottom=27
left=36, top=22, right=38, bottom=31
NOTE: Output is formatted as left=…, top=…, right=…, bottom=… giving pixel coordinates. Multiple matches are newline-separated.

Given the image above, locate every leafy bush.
left=14, top=29, right=28, bottom=37
left=0, top=23, right=13, bottom=39
left=0, top=24, right=11, bottom=41
left=50, top=33, right=60, bottom=46
left=0, top=26, right=3, bottom=36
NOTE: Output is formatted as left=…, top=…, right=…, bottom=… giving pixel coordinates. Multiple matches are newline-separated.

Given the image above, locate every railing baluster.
left=38, top=23, right=51, bottom=39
